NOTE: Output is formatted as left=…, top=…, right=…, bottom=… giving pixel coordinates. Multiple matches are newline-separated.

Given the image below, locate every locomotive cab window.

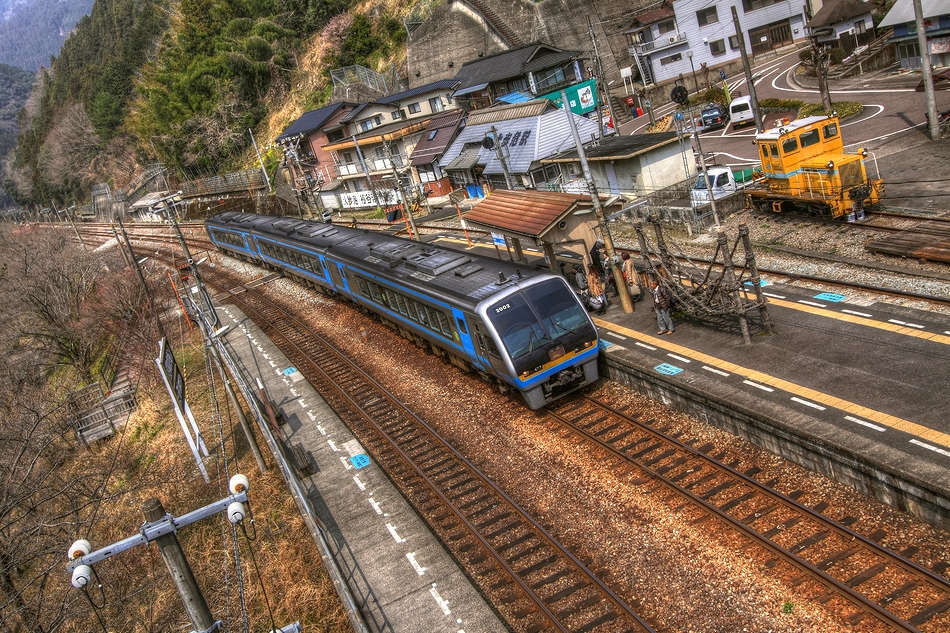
left=799, top=129, right=820, bottom=148
left=822, top=123, right=838, bottom=140
left=781, top=137, right=798, bottom=154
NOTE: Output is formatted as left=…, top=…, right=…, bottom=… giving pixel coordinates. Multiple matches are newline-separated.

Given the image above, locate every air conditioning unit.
left=669, top=35, right=677, bottom=43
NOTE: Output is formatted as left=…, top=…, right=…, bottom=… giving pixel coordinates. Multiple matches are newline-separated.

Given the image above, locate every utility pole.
left=913, top=0, right=940, bottom=140
left=561, top=90, right=633, bottom=314
left=587, top=15, right=612, bottom=137
left=384, top=137, right=419, bottom=240
left=248, top=128, right=272, bottom=192
left=352, top=135, right=382, bottom=208
left=731, top=6, right=764, bottom=131
left=489, top=126, right=515, bottom=189
left=691, top=99, right=721, bottom=229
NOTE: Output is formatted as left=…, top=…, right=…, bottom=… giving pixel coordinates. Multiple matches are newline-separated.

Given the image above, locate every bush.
left=799, top=49, right=812, bottom=63
left=830, top=47, right=847, bottom=64
left=799, top=101, right=862, bottom=119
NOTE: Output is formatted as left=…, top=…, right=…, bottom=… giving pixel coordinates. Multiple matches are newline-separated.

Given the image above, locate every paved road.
left=619, top=49, right=950, bottom=210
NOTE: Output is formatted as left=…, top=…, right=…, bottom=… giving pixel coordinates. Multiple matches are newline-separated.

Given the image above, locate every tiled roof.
left=466, top=99, right=556, bottom=126
left=452, top=43, right=579, bottom=94
left=378, top=79, right=460, bottom=104
left=276, top=103, right=353, bottom=142
left=542, top=132, right=679, bottom=162
left=462, top=190, right=593, bottom=238
left=626, top=6, right=674, bottom=30
left=408, top=110, right=465, bottom=166
left=807, top=0, right=873, bottom=28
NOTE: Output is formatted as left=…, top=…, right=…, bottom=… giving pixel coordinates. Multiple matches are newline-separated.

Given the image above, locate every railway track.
left=544, top=396, right=950, bottom=632
left=213, top=277, right=656, bottom=633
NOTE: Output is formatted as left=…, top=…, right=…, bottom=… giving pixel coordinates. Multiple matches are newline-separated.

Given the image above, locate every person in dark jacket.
left=589, top=241, right=605, bottom=276
left=650, top=279, right=674, bottom=334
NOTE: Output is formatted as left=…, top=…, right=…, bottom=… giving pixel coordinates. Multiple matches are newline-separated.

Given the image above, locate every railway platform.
left=213, top=303, right=506, bottom=633
left=590, top=280, right=950, bottom=530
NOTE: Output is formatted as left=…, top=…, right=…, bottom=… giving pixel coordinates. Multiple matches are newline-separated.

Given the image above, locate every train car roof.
left=207, top=212, right=556, bottom=308
left=755, top=115, right=832, bottom=140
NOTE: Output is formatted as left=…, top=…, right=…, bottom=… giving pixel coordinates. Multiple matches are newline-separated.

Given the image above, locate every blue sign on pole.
left=720, top=70, right=727, bottom=81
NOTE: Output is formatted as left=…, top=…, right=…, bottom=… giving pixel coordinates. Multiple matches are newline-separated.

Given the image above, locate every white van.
left=729, top=96, right=755, bottom=130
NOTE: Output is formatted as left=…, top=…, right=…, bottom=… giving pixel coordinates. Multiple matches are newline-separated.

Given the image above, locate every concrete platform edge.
left=600, top=351, right=950, bottom=531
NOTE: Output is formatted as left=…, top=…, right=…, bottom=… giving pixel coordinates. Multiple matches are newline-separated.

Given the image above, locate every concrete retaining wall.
left=601, top=353, right=950, bottom=531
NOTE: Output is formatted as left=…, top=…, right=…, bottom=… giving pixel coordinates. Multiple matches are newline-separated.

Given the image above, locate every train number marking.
left=495, top=303, right=511, bottom=313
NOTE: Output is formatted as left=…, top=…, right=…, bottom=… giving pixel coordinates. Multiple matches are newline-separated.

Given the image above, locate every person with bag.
left=621, top=253, right=641, bottom=302
left=650, top=278, right=674, bottom=334
left=587, top=264, right=607, bottom=315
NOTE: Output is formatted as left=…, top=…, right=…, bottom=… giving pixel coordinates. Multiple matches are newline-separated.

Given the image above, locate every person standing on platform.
left=589, top=240, right=605, bottom=276
left=650, top=278, right=674, bottom=334
left=587, top=264, right=607, bottom=315
left=621, top=253, right=641, bottom=302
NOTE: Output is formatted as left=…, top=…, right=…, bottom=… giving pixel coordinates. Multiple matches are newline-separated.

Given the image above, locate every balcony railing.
left=629, top=32, right=687, bottom=56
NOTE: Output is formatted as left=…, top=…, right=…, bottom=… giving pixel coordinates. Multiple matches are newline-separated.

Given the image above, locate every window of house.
left=341, top=151, right=353, bottom=164
left=660, top=52, right=683, bottom=65
left=408, top=102, right=421, bottom=114
left=374, top=146, right=386, bottom=160
left=710, top=39, right=726, bottom=55
left=359, top=119, right=374, bottom=132
left=534, top=66, right=566, bottom=90
left=429, top=97, right=444, bottom=112
left=428, top=130, right=438, bottom=141
left=742, top=0, right=780, bottom=11
left=855, top=20, right=866, bottom=35
left=392, top=110, right=403, bottom=120
left=657, top=19, right=675, bottom=34
left=696, top=7, right=718, bottom=26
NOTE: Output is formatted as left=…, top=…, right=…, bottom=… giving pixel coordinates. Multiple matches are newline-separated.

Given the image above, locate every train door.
left=324, top=258, right=349, bottom=293
left=451, top=309, right=487, bottom=371
left=472, top=322, right=510, bottom=378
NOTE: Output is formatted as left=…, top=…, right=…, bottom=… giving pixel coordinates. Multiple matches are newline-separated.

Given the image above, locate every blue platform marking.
left=814, top=292, right=846, bottom=302
left=350, top=454, right=371, bottom=469
left=654, top=363, right=683, bottom=376
left=599, top=340, right=614, bottom=350
left=282, top=367, right=298, bottom=376
left=743, top=279, right=770, bottom=287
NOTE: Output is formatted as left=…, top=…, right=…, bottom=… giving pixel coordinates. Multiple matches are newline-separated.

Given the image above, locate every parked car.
left=729, top=95, right=755, bottom=130
left=700, top=104, right=729, bottom=130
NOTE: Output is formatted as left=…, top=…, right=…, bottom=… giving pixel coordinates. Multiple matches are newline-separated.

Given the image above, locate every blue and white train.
left=205, top=212, right=600, bottom=409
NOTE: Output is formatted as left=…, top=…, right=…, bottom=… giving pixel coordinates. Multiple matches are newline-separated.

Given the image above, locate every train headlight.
left=861, top=149, right=868, bottom=158
left=826, top=161, right=834, bottom=170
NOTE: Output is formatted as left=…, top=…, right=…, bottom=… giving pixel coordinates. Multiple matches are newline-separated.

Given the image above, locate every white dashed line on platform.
left=844, top=415, right=886, bottom=432
left=635, top=342, right=657, bottom=351
left=743, top=380, right=774, bottom=392
left=910, top=439, right=950, bottom=458
left=606, top=331, right=627, bottom=340
left=791, top=397, right=826, bottom=411
left=799, top=300, right=827, bottom=307
left=702, top=366, right=730, bottom=377
left=763, top=292, right=786, bottom=299
left=667, top=353, right=691, bottom=363
left=842, top=309, right=873, bottom=317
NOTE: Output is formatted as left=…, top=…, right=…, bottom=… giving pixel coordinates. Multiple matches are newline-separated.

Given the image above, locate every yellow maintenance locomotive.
left=747, top=114, right=885, bottom=218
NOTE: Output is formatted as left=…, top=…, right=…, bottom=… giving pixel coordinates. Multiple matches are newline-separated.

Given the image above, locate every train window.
left=456, top=318, right=468, bottom=335
left=781, top=137, right=798, bottom=154
left=799, top=129, right=820, bottom=148
left=760, top=144, right=769, bottom=160
left=525, top=279, right=595, bottom=345
left=356, top=277, right=370, bottom=297
left=369, top=284, right=383, bottom=303
left=393, top=294, right=410, bottom=317
left=823, top=122, right=838, bottom=139
left=769, top=144, right=778, bottom=157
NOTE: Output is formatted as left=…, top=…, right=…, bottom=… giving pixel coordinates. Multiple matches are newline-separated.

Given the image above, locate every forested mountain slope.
left=0, top=0, right=94, bottom=71
left=1, top=0, right=411, bottom=209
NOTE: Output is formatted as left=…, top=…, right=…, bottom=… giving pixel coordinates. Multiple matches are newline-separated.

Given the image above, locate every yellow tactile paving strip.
left=595, top=318, right=950, bottom=451
left=763, top=295, right=950, bottom=345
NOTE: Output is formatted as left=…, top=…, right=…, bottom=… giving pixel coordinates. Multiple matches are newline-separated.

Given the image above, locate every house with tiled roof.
left=540, top=132, right=686, bottom=199
left=451, top=43, right=584, bottom=112
left=274, top=79, right=465, bottom=211
left=805, top=0, right=875, bottom=53
left=438, top=99, right=599, bottom=192
left=407, top=110, right=466, bottom=197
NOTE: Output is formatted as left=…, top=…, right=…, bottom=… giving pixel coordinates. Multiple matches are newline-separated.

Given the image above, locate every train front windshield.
left=487, top=279, right=596, bottom=375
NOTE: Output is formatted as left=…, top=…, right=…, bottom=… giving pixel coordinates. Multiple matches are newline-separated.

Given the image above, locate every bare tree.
left=811, top=40, right=834, bottom=112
